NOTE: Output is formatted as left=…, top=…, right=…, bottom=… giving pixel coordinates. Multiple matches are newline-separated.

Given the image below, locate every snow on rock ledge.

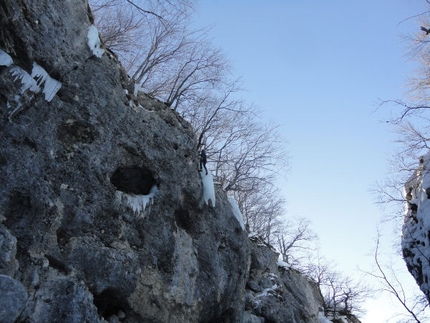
left=87, top=25, right=105, bottom=58
left=402, top=152, right=430, bottom=302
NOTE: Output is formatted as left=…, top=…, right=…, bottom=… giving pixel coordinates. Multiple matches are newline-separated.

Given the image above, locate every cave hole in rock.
left=93, top=288, right=129, bottom=320
left=111, top=166, right=155, bottom=195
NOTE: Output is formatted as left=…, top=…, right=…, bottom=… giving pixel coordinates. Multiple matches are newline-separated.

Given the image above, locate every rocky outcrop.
left=402, top=153, right=430, bottom=303
left=243, top=236, right=323, bottom=323
left=0, top=1, right=361, bottom=322
left=0, top=1, right=250, bottom=322
left=242, top=236, right=362, bottom=323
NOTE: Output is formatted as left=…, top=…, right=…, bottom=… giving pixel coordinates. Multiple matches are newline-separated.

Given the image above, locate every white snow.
left=11, top=66, right=40, bottom=93
left=87, top=25, right=105, bottom=58
left=9, top=63, right=61, bottom=102
left=116, top=186, right=158, bottom=217
left=0, top=50, right=13, bottom=66
left=31, top=63, right=62, bottom=101
left=277, top=258, right=290, bottom=270
left=200, top=170, right=216, bottom=206
left=227, top=196, right=245, bottom=230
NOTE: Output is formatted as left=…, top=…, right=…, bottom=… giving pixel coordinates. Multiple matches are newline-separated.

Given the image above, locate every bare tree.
left=90, top=0, right=231, bottom=111
left=304, top=254, right=372, bottom=320
left=90, top=0, right=193, bottom=58
left=364, top=234, right=430, bottom=323
left=90, top=0, right=194, bottom=25
left=373, top=6, right=430, bottom=322
left=90, top=0, right=146, bottom=54
left=180, top=78, right=243, bottom=145
left=162, top=40, right=230, bottom=110
left=211, top=115, right=288, bottom=193
left=376, top=3, right=430, bottom=204
left=275, top=217, right=317, bottom=267
left=231, top=183, right=285, bottom=245
left=324, top=274, right=371, bottom=319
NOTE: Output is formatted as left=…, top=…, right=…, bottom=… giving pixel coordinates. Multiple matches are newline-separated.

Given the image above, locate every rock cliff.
left=402, top=153, right=430, bottom=303
left=0, top=1, right=344, bottom=322
left=243, top=236, right=323, bottom=323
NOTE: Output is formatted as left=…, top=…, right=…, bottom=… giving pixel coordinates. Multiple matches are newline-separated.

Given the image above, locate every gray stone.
left=243, top=312, right=263, bottom=323
left=0, top=1, right=364, bottom=323
left=0, top=275, right=28, bottom=323
left=29, top=278, right=100, bottom=323
left=0, top=1, right=250, bottom=322
left=247, top=280, right=262, bottom=292
left=245, top=239, right=324, bottom=323
left=0, top=226, right=18, bottom=276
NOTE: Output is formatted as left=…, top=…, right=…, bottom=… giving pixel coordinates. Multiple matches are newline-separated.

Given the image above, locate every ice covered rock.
left=402, top=152, right=430, bottom=302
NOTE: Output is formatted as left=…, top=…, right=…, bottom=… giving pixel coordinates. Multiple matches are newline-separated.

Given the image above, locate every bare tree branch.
left=363, top=234, right=428, bottom=323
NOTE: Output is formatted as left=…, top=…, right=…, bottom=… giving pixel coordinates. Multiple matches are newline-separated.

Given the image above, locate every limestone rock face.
left=0, top=1, right=249, bottom=322
left=0, top=275, right=28, bottom=323
left=0, top=1, right=361, bottom=322
left=244, top=236, right=324, bottom=323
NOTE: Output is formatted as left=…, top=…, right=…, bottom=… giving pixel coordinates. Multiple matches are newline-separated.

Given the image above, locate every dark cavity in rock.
left=93, top=288, right=129, bottom=320
left=110, top=166, right=155, bottom=195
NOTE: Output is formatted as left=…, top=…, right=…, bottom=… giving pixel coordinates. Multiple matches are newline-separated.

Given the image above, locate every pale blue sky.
left=193, top=1, right=427, bottom=322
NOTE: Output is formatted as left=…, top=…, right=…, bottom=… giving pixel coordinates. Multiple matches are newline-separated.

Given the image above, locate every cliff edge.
left=0, top=1, right=338, bottom=322
left=402, top=152, right=430, bottom=303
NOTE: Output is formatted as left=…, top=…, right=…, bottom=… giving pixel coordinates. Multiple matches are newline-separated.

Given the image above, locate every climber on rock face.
left=199, top=149, right=208, bottom=175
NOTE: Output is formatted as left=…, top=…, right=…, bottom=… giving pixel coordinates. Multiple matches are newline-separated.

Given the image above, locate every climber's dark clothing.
left=200, top=150, right=208, bottom=175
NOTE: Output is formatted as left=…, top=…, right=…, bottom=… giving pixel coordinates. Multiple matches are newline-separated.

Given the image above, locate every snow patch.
left=0, top=50, right=13, bottom=66
left=227, top=196, right=245, bottom=230
left=87, top=25, right=105, bottom=58
left=31, top=63, right=62, bottom=101
left=10, top=66, right=40, bottom=93
left=277, top=258, right=290, bottom=270
left=10, top=63, right=61, bottom=102
left=116, top=186, right=158, bottom=217
left=200, top=171, right=215, bottom=206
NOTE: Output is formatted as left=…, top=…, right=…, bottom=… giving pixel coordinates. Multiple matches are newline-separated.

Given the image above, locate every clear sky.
left=192, top=1, right=428, bottom=322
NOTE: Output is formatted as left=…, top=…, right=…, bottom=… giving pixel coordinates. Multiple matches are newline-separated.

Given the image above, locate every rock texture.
left=243, top=236, right=323, bottom=323
left=0, top=1, right=359, bottom=322
left=402, top=153, right=430, bottom=303
left=0, top=1, right=249, bottom=322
